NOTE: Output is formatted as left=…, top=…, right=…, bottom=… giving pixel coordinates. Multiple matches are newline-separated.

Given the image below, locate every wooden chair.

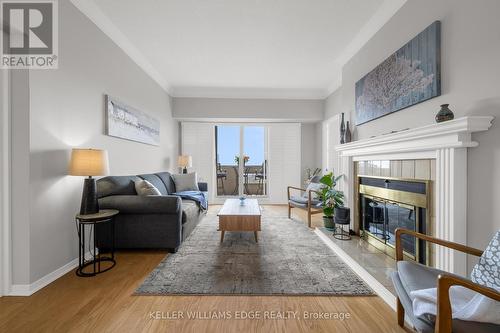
left=287, top=176, right=323, bottom=228
left=392, top=228, right=500, bottom=333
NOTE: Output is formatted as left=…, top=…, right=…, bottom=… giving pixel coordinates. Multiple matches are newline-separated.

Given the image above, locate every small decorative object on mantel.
left=435, top=103, right=454, bottom=123
left=340, top=112, right=346, bottom=144
left=344, top=121, right=352, bottom=143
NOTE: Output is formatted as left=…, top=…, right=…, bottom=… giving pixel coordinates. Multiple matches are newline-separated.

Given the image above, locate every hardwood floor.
left=0, top=205, right=406, bottom=333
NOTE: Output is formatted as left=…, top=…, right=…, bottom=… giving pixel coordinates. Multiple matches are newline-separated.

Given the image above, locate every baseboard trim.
left=314, top=228, right=397, bottom=310
left=9, top=252, right=92, bottom=296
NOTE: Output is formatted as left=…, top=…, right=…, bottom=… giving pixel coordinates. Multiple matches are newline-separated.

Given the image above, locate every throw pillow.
left=172, top=172, right=199, bottom=192
left=135, top=179, right=161, bottom=196
left=470, top=230, right=500, bottom=291
left=303, top=182, right=323, bottom=200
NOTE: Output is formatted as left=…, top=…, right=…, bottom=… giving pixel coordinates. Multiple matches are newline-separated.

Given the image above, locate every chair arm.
left=395, top=228, right=483, bottom=261
left=435, top=273, right=500, bottom=333
left=99, top=195, right=181, bottom=214
left=287, top=186, right=306, bottom=200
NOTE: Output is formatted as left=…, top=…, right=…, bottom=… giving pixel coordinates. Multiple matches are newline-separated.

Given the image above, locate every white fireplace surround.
left=334, top=116, right=494, bottom=276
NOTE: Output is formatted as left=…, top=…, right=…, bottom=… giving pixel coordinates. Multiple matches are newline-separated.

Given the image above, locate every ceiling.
left=72, top=0, right=406, bottom=99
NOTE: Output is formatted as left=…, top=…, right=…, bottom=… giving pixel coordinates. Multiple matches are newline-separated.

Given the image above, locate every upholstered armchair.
left=287, top=176, right=323, bottom=228
left=391, top=228, right=500, bottom=333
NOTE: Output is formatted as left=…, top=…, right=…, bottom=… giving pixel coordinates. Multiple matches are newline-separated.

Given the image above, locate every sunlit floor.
left=0, top=205, right=406, bottom=333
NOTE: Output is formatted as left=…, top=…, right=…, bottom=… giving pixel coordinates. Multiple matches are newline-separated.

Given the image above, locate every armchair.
left=287, top=176, right=323, bottom=228
left=392, top=228, right=500, bottom=333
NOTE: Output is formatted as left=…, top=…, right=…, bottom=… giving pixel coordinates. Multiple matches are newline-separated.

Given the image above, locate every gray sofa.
left=95, top=172, right=207, bottom=253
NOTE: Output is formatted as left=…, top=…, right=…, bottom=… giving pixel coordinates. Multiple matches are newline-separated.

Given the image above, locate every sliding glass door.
left=215, top=125, right=267, bottom=197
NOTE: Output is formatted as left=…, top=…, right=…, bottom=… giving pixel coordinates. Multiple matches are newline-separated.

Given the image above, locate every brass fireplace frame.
left=356, top=174, right=432, bottom=265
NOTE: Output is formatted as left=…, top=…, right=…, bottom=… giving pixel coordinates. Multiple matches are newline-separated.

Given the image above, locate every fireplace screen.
left=359, top=176, right=430, bottom=264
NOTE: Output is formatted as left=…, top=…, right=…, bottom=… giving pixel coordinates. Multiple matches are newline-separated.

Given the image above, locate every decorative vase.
left=435, top=104, right=454, bottom=123
left=340, top=113, right=345, bottom=144
left=239, top=196, right=246, bottom=205
left=323, top=216, right=335, bottom=229
left=344, top=121, right=352, bottom=143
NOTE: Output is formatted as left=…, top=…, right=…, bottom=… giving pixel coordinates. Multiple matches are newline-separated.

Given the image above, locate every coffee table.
left=218, top=199, right=261, bottom=242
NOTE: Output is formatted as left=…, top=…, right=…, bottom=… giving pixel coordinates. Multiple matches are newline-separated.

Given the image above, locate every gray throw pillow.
left=172, top=172, right=199, bottom=192
left=135, top=179, right=161, bottom=196
left=303, top=182, right=323, bottom=200
left=471, top=230, right=500, bottom=291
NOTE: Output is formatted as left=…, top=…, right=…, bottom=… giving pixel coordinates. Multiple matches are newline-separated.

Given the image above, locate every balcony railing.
left=216, top=164, right=267, bottom=196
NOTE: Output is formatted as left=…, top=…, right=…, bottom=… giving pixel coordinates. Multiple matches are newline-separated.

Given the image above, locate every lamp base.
left=80, top=177, right=99, bottom=215
left=182, top=168, right=188, bottom=174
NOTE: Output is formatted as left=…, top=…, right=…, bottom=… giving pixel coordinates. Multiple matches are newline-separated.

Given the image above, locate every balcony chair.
left=392, top=228, right=500, bottom=333
left=287, top=175, right=323, bottom=228
left=216, top=163, right=227, bottom=195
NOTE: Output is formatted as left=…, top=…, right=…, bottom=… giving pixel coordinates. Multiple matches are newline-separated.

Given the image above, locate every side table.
left=75, top=209, right=119, bottom=277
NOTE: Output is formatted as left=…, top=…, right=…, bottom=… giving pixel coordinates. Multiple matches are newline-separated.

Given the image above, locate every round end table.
left=75, top=209, right=119, bottom=277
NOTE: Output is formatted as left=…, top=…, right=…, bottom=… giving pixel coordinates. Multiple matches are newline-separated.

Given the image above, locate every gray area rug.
left=135, top=209, right=374, bottom=296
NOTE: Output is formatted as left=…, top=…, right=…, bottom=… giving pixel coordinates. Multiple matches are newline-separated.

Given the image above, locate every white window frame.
left=215, top=123, right=269, bottom=199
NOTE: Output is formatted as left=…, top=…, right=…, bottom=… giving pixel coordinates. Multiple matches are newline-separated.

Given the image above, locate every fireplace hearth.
left=358, top=176, right=431, bottom=265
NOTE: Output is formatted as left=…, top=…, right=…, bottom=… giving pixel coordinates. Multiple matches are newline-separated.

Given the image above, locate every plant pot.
left=323, top=216, right=335, bottom=230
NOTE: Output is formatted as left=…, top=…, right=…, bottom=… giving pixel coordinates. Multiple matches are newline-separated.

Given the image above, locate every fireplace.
left=358, top=176, right=431, bottom=265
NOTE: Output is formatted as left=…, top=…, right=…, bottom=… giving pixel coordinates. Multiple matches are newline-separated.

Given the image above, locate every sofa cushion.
left=172, top=172, right=199, bottom=192
left=137, top=174, right=168, bottom=195
left=181, top=199, right=200, bottom=224
left=97, top=176, right=139, bottom=198
left=135, top=180, right=161, bottom=196
left=156, top=172, right=176, bottom=194
left=471, top=230, right=500, bottom=291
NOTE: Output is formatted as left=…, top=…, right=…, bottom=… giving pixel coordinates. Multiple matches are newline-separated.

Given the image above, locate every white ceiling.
left=72, top=0, right=406, bottom=99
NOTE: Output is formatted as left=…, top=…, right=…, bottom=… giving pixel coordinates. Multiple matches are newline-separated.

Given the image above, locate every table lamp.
left=178, top=155, right=192, bottom=174
left=69, top=148, right=109, bottom=215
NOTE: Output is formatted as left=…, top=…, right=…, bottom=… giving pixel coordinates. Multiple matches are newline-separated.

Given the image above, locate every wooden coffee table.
left=218, top=199, right=261, bottom=242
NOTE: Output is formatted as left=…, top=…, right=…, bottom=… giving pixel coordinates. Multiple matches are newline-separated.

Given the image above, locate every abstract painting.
left=105, top=95, right=160, bottom=146
left=355, top=21, right=441, bottom=125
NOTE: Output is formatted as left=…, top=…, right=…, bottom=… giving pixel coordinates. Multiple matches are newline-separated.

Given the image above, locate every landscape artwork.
left=355, top=21, right=441, bottom=125
left=105, top=95, right=160, bottom=146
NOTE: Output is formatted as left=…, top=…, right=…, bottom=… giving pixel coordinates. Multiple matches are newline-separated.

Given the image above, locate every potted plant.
left=319, top=172, right=344, bottom=229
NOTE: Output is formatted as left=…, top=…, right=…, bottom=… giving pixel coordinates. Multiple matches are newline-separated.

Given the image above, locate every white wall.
left=300, top=123, right=321, bottom=185
left=11, top=1, right=179, bottom=285
left=173, top=97, right=324, bottom=122
left=324, top=0, right=500, bottom=269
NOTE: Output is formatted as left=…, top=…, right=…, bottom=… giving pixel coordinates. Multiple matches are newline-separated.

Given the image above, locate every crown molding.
left=70, top=0, right=171, bottom=94
left=325, top=0, right=407, bottom=97
left=171, top=86, right=327, bottom=100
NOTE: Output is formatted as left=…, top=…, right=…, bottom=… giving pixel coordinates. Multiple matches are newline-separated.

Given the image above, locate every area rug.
left=135, top=209, right=374, bottom=296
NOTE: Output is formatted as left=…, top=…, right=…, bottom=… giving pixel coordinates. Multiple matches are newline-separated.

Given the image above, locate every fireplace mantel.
left=335, top=116, right=494, bottom=160
left=334, top=116, right=494, bottom=275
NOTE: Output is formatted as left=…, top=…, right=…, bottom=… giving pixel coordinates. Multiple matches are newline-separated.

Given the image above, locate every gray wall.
left=10, top=71, right=31, bottom=285
left=324, top=0, right=500, bottom=269
left=173, top=97, right=324, bottom=122
left=14, top=1, right=179, bottom=284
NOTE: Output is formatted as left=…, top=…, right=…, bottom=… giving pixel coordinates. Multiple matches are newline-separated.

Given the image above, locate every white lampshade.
left=178, top=155, right=192, bottom=168
left=69, top=148, right=109, bottom=176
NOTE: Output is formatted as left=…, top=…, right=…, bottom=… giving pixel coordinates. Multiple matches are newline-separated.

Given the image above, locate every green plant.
left=319, top=172, right=344, bottom=217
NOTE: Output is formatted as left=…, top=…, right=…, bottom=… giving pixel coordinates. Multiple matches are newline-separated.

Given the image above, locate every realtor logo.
left=1, top=0, right=58, bottom=69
